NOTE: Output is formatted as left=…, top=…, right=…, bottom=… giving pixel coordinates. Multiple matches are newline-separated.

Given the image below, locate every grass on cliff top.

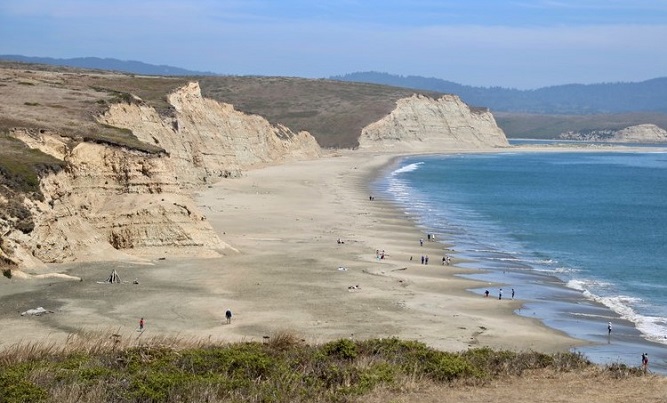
left=495, top=111, right=667, bottom=139
left=0, top=134, right=65, bottom=195
left=2, top=330, right=645, bottom=403
left=0, top=62, right=188, bottom=202
left=199, top=76, right=446, bottom=149
left=0, top=61, right=187, bottom=154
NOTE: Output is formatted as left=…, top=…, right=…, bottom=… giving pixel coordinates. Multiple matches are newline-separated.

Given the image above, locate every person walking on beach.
left=420, top=238, right=424, bottom=247
left=484, top=290, right=489, bottom=298
left=642, top=353, right=649, bottom=373
left=225, top=310, right=233, bottom=324
left=139, top=317, right=145, bottom=332
left=499, top=288, right=503, bottom=300
left=425, top=255, right=429, bottom=265
left=511, top=288, right=515, bottom=299
left=607, top=321, right=612, bottom=335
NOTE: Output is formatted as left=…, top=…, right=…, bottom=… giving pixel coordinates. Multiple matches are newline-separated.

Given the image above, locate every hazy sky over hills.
left=1, top=0, right=665, bottom=89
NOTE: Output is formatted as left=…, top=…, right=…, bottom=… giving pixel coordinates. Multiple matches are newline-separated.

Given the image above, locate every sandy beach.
left=0, top=150, right=584, bottom=354
left=4, top=149, right=667, bottom=401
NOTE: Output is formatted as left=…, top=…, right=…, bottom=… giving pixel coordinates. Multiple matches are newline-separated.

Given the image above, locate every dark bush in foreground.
left=0, top=335, right=603, bottom=403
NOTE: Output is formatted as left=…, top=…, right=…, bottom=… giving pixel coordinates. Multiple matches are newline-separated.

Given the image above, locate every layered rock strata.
left=2, top=82, right=509, bottom=271
left=3, top=82, right=321, bottom=269
left=359, top=94, right=509, bottom=151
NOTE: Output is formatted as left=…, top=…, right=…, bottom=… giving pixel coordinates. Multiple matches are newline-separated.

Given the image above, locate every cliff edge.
left=359, top=94, right=509, bottom=151
left=1, top=67, right=508, bottom=272
left=559, top=124, right=667, bottom=143
left=2, top=81, right=321, bottom=270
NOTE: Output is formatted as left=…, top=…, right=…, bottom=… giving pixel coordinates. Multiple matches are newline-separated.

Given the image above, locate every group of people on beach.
left=484, top=288, right=515, bottom=300
left=380, top=232, right=656, bottom=374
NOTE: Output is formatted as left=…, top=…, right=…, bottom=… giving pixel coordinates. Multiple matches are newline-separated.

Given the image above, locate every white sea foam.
left=391, top=162, right=423, bottom=176
left=566, top=278, right=613, bottom=292
left=568, top=280, right=667, bottom=345
left=487, top=257, right=522, bottom=262
left=552, top=267, right=580, bottom=274
left=467, top=249, right=500, bottom=253
left=566, top=279, right=587, bottom=292
left=379, top=152, right=667, bottom=348
left=569, top=312, right=613, bottom=320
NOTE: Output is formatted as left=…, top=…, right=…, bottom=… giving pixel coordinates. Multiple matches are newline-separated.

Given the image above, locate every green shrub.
left=0, top=336, right=602, bottom=402
left=357, top=362, right=395, bottom=392
left=321, top=339, right=358, bottom=360
left=0, top=364, right=48, bottom=403
left=420, top=351, right=478, bottom=382
left=359, top=337, right=430, bottom=359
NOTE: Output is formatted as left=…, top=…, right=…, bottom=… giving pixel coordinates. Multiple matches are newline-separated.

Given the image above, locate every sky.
left=1, top=0, right=666, bottom=89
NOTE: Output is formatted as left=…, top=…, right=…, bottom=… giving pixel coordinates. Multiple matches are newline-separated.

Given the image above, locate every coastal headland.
left=1, top=63, right=665, bottom=400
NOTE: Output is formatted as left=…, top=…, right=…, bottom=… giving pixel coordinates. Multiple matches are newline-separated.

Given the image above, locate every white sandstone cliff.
left=559, top=124, right=667, bottom=143
left=98, top=82, right=321, bottom=187
left=4, top=82, right=321, bottom=269
left=611, top=124, right=667, bottom=143
left=359, top=94, right=509, bottom=151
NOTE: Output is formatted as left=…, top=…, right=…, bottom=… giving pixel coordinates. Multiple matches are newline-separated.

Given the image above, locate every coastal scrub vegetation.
left=0, top=62, right=186, bottom=199
left=198, top=76, right=443, bottom=149
left=1, top=331, right=643, bottom=403
left=0, top=133, right=65, bottom=196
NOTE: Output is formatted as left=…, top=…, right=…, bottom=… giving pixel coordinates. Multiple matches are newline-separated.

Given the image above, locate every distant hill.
left=332, top=72, right=667, bottom=115
left=0, top=55, right=217, bottom=77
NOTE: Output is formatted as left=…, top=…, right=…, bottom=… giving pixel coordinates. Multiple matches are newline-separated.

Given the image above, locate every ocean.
left=374, top=145, right=667, bottom=373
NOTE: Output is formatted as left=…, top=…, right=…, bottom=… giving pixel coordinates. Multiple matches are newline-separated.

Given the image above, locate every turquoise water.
left=376, top=149, right=667, bottom=371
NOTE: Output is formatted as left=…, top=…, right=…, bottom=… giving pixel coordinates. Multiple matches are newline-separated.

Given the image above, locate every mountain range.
left=3, top=55, right=666, bottom=137
left=0, top=55, right=216, bottom=77
left=331, top=72, right=667, bottom=115
left=3, top=55, right=666, bottom=115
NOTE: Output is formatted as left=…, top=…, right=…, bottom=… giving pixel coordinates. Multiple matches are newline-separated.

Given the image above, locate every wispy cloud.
left=1, top=0, right=666, bottom=88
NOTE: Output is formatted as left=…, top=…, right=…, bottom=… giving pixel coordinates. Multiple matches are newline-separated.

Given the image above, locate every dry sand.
left=2, top=149, right=666, bottom=401
left=1, top=150, right=581, bottom=352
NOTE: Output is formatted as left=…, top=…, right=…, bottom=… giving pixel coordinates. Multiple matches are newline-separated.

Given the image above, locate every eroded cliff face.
left=3, top=82, right=321, bottom=270
left=559, top=124, right=667, bottom=142
left=99, top=82, right=321, bottom=187
left=2, top=84, right=509, bottom=271
left=612, top=124, right=667, bottom=142
left=359, top=94, right=509, bottom=151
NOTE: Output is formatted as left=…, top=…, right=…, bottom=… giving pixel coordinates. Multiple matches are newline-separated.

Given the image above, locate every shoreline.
left=198, top=149, right=580, bottom=353
left=0, top=149, right=582, bottom=356
left=376, top=148, right=667, bottom=374
left=1, top=146, right=664, bottom=374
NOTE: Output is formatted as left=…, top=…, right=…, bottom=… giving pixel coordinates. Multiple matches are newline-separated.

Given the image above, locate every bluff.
left=1, top=66, right=508, bottom=272
left=559, top=124, right=667, bottom=143
left=359, top=94, right=509, bottom=151
left=2, top=81, right=321, bottom=270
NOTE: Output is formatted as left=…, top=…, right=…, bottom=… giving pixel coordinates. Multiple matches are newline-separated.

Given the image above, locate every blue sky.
left=1, top=0, right=665, bottom=89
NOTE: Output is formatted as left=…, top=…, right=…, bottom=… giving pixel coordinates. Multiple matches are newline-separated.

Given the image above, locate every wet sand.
left=0, top=150, right=583, bottom=355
